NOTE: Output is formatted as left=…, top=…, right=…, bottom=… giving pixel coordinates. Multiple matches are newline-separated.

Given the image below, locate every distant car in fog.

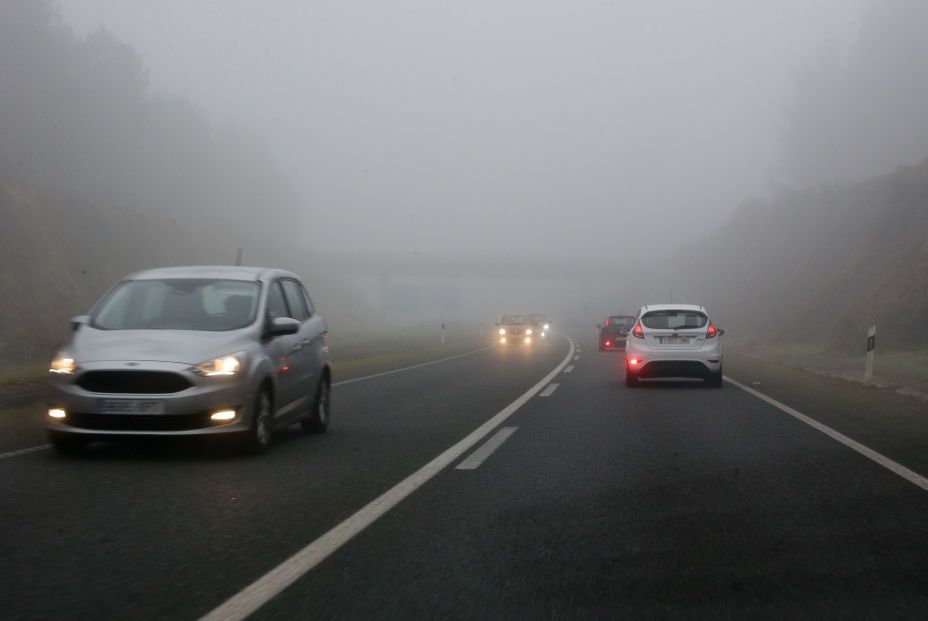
left=529, top=314, right=551, bottom=339
left=598, top=315, right=635, bottom=351
left=624, top=304, right=724, bottom=388
left=46, top=266, right=331, bottom=455
left=496, top=314, right=535, bottom=346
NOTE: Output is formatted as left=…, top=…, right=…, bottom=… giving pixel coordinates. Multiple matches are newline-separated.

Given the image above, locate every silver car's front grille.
left=76, top=371, right=192, bottom=394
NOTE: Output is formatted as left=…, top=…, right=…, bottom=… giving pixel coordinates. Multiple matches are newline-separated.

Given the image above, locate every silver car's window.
left=266, top=281, right=290, bottom=320
left=641, top=311, right=708, bottom=330
left=281, top=279, right=309, bottom=321
left=92, top=279, right=260, bottom=331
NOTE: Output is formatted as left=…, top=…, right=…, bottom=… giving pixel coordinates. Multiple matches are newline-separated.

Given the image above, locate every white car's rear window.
left=641, top=310, right=708, bottom=330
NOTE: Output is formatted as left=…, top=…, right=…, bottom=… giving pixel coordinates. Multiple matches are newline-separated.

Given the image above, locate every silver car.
left=46, top=266, right=331, bottom=454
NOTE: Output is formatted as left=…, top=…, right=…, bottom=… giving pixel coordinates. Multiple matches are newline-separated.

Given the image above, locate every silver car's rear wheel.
left=245, top=390, right=273, bottom=454
left=301, top=377, right=330, bottom=434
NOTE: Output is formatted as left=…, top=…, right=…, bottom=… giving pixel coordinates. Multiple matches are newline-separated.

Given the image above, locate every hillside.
left=688, top=159, right=928, bottom=352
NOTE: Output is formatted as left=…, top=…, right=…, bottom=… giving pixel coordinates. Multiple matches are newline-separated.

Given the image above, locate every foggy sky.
left=56, top=0, right=863, bottom=262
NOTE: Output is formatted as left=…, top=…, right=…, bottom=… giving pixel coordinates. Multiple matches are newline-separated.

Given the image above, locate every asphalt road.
left=3, top=334, right=928, bottom=620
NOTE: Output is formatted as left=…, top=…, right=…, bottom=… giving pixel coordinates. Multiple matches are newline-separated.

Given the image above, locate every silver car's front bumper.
left=46, top=361, right=253, bottom=437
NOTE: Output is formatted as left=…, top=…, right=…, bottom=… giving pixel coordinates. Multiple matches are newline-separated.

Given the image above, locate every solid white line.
left=563, top=365, right=574, bottom=373
left=198, top=336, right=576, bottom=621
left=0, top=444, right=50, bottom=460
left=725, top=376, right=928, bottom=493
left=539, top=383, right=559, bottom=397
left=455, top=427, right=518, bottom=470
left=332, top=346, right=493, bottom=386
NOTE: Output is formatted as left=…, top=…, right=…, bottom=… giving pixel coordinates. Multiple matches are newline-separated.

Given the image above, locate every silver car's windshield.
left=92, top=279, right=260, bottom=331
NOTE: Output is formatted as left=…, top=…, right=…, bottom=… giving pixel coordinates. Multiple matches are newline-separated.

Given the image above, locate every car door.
left=280, top=278, right=317, bottom=418
left=263, top=280, right=301, bottom=416
left=295, top=280, right=327, bottom=395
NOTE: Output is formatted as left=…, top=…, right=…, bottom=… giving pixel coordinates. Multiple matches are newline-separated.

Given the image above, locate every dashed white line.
left=539, top=383, right=559, bottom=397
left=563, top=365, right=574, bottom=373
left=726, top=376, right=928, bottom=493
left=455, top=427, right=518, bottom=470
left=197, top=336, right=576, bottom=621
left=573, top=355, right=580, bottom=361
left=0, top=444, right=50, bottom=460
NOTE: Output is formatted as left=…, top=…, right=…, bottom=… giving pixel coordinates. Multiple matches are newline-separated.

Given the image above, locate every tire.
left=706, top=367, right=723, bottom=388
left=625, top=371, right=639, bottom=387
left=48, top=431, right=86, bottom=456
left=244, top=389, right=274, bottom=454
left=301, top=376, right=330, bottom=434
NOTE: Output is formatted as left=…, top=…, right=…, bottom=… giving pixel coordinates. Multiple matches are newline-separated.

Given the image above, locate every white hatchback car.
left=624, top=304, right=724, bottom=387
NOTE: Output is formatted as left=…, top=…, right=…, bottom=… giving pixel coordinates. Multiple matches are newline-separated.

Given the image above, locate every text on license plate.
left=98, top=399, right=166, bottom=414
left=661, top=337, right=690, bottom=344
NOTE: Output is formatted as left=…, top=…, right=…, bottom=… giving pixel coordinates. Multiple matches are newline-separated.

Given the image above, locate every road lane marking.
left=539, top=383, right=559, bottom=397
left=726, top=376, right=928, bottom=493
left=198, top=336, right=575, bottom=621
left=563, top=365, right=574, bottom=373
left=455, top=427, right=518, bottom=470
left=0, top=444, right=50, bottom=460
left=573, top=355, right=580, bottom=361
left=333, top=346, right=493, bottom=386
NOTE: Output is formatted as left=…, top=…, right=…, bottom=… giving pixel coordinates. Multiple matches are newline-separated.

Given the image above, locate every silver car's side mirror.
left=268, top=317, right=300, bottom=336
left=70, top=315, right=90, bottom=331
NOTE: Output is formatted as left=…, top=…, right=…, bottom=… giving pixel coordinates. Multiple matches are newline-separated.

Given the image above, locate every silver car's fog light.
left=48, top=408, right=67, bottom=419
left=210, top=410, right=236, bottom=422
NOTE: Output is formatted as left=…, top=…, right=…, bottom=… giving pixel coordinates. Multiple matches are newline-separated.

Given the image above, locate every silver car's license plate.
left=98, top=399, right=166, bottom=414
left=662, top=337, right=690, bottom=344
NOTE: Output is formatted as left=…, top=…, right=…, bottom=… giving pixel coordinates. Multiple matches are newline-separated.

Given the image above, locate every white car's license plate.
left=662, top=337, right=690, bottom=344
left=98, top=399, right=166, bottom=414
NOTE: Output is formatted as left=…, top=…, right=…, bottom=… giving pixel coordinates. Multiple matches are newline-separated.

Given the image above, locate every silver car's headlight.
left=193, top=354, right=243, bottom=377
left=49, top=353, right=77, bottom=374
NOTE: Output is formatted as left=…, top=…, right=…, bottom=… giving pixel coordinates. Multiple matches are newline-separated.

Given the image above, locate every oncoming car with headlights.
left=495, top=314, right=535, bottom=346
left=46, top=266, right=331, bottom=454
left=529, top=314, right=551, bottom=339
left=624, top=304, right=724, bottom=387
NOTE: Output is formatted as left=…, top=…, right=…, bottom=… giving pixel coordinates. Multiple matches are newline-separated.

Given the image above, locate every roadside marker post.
left=441, top=322, right=446, bottom=345
left=864, top=325, right=876, bottom=386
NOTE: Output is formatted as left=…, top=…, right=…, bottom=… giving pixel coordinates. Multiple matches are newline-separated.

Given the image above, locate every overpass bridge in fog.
left=313, top=252, right=629, bottom=325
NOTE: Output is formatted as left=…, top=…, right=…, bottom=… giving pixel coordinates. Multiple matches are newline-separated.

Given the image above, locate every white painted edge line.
left=198, top=336, right=576, bottom=621
left=333, top=346, right=493, bottom=386
left=0, top=347, right=495, bottom=463
left=725, top=376, right=928, bottom=493
left=563, top=365, right=574, bottom=374
left=539, top=383, right=559, bottom=397
left=0, top=444, right=50, bottom=460
left=455, top=427, right=518, bottom=470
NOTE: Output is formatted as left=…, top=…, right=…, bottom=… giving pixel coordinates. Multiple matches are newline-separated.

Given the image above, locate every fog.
left=4, top=0, right=928, bottom=354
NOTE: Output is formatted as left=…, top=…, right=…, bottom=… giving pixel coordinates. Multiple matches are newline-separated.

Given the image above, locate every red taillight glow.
left=605, top=340, right=612, bottom=347
left=631, top=322, right=644, bottom=338
left=706, top=322, right=717, bottom=338
left=629, top=358, right=639, bottom=366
